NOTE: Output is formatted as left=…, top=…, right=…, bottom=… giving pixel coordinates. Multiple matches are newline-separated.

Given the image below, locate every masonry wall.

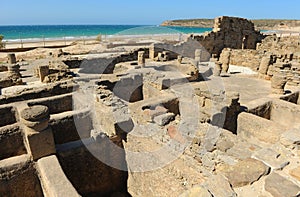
left=191, top=16, right=265, bottom=55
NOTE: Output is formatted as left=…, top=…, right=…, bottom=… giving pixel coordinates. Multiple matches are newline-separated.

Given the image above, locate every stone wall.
left=227, top=49, right=263, bottom=71
left=0, top=155, right=44, bottom=197
left=27, top=93, right=73, bottom=114
left=49, top=109, right=93, bottom=144
left=220, top=34, right=300, bottom=86
left=191, top=16, right=265, bottom=55
left=79, top=48, right=149, bottom=74
left=57, top=136, right=128, bottom=196
left=150, top=39, right=211, bottom=61
left=0, top=124, right=26, bottom=160
left=0, top=81, right=76, bottom=105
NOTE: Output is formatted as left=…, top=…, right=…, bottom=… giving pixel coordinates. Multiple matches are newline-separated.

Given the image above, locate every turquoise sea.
left=0, top=25, right=212, bottom=42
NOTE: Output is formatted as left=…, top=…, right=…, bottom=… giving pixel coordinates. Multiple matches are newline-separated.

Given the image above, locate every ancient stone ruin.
left=0, top=16, right=300, bottom=197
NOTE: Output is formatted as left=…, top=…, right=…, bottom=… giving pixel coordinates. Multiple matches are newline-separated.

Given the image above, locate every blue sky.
left=1, top=0, right=299, bottom=25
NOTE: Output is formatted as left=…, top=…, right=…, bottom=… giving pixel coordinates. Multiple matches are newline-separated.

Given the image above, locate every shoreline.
left=1, top=33, right=195, bottom=50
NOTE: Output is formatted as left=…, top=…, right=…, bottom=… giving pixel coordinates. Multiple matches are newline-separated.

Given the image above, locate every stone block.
left=281, top=128, right=300, bottom=148
left=252, top=148, right=290, bottom=170
left=39, top=65, right=49, bottom=82
left=265, top=173, right=300, bottom=197
left=26, top=127, right=56, bottom=161
left=203, top=174, right=237, bottom=197
left=213, top=62, right=222, bottom=76
left=221, top=158, right=269, bottom=187
left=7, top=53, right=16, bottom=64
left=37, top=155, right=80, bottom=196
left=271, top=74, right=287, bottom=94
left=258, top=56, right=271, bottom=75
left=138, top=51, right=145, bottom=66
left=153, top=112, right=175, bottom=126
left=290, top=166, right=300, bottom=181
left=195, top=49, right=202, bottom=62
left=180, top=185, right=212, bottom=197
left=237, top=112, right=285, bottom=144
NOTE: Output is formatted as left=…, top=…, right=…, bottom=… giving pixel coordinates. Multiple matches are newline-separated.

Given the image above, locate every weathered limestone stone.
left=39, top=65, right=49, bottom=82
left=258, top=56, right=271, bottom=78
left=0, top=154, right=44, bottom=196
left=204, top=174, right=237, bottom=197
left=246, top=98, right=272, bottom=119
left=20, top=105, right=55, bottom=161
left=290, top=166, right=300, bottom=181
left=7, top=64, right=22, bottom=82
left=252, top=148, right=290, bottom=170
left=221, top=158, right=269, bottom=187
left=7, top=53, right=16, bottom=64
left=192, top=16, right=264, bottom=55
left=223, top=92, right=241, bottom=133
left=149, top=45, right=156, bottom=60
left=21, top=105, right=50, bottom=132
left=271, top=74, right=287, bottom=94
left=153, top=112, right=175, bottom=126
left=26, top=127, right=56, bottom=161
left=195, top=49, right=202, bottom=62
left=21, top=105, right=49, bottom=122
left=138, top=51, right=145, bottom=66
left=37, top=155, right=80, bottom=197
left=215, top=130, right=235, bottom=152
left=180, top=186, right=212, bottom=197
left=213, top=62, right=222, bottom=76
left=148, top=105, right=169, bottom=121
left=220, top=49, right=231, bottom=73
left=237, top=112, right=286, bottom=144
left=226, top=140, right=257, bottom=160
left=280, top=128, right=300, bottom=148
left=265, top=173, right=300, bottom=197
left=114, top=73, right=143, bottom=102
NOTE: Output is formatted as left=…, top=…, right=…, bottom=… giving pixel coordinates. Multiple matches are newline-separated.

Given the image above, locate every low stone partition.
left=0, top=81, right=77, bottom=105
left=228, top=49, right=263, bottom=71
left=246, top=98, right=272, bottom=119
left=79, top=49, right=148, bottom=74
left=37, top=155, right=80, bottom=196
left=0, top=105, right=18, bottom=127
left=114, top=73, right=144, bottom=103
left=57, top=135, right=128, bottom=196
left=237, top=112, right=286, bottom=144
left=141, top=95, right=180, bottom=116
left=239, top=97, right=300, bottom=143
left=246, top=97, right=300, bottom=128
left=27, top=93, right=73, bottom=114
left=0, top=124, right=26, bottom=160
left=271, top=99, right=300, bottom=127
left=0, top=155, right=44, bottom=196
left=49, top=109, right=93, bottom=144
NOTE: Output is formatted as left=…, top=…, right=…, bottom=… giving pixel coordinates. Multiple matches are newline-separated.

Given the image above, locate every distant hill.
left=161, top=18, right=300, bottom=31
